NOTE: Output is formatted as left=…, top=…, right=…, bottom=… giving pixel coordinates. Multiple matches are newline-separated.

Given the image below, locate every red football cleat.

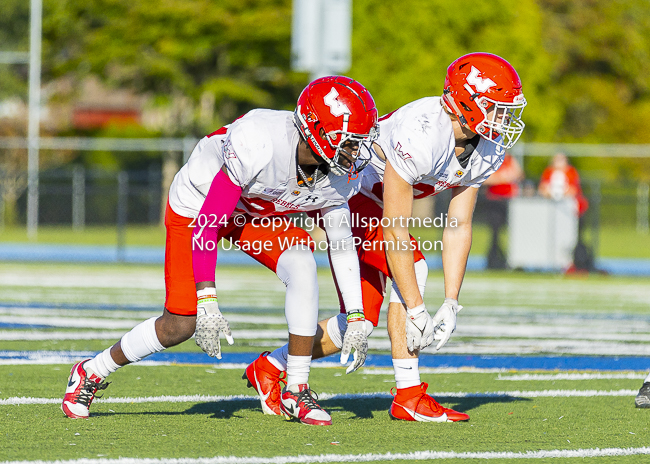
left=61, top=359, right=110, bottom=419
left=243, top=351, right=286, bottom=415
left=389, top=382, right=469, bottom=422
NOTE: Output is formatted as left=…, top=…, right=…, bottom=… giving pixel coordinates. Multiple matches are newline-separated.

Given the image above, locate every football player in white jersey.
left=247, top=53, right=526, bottom=422
left=61, top=76, right=379, bottom=426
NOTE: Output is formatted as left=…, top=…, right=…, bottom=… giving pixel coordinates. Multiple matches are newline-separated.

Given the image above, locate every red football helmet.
left=442, top=53, right=526, bottom=149
left=294, top=76, right=379, bottom=176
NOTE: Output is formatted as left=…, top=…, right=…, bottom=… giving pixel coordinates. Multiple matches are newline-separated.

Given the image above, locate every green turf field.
left=2, top=365, right=649, bottom=463
left=1, top=262, right=650, bottom=463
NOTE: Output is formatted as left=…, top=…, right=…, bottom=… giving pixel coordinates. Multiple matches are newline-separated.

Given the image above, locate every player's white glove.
left=431, top=298, right=463, bottom=351
left=340, top=311, right=368, bottom=374
left=405, top=303, right=435, bottom=352
left=195, top=293, right=234, bottom=359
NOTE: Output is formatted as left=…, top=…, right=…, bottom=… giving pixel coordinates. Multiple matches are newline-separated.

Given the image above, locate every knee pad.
left=389, top=258, right=429, bottom=305
left=276, top=245, right=319, bottom=337
left=326, top=313, right=374, bottom=349
left=276, top=245, right=318, bottom=291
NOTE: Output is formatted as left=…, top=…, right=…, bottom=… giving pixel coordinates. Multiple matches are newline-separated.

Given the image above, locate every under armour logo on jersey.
left=303, top=194, right=319, bottom=203
left=466, top=66, right=496, bottom=93
left=323, top=88, right=350, bottom=117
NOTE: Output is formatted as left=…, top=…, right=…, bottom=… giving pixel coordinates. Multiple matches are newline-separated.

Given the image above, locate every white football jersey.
left=168, top=109, right=360, bottom=218
left=360, top=97, right=505, bottom=206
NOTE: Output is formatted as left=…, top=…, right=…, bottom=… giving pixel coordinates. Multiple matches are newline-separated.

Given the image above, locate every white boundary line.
left=2, top=447, right=650, bottom=463
left=0, top=389, right=638, bottom=406
left=497, top=373, right=646, bottom=380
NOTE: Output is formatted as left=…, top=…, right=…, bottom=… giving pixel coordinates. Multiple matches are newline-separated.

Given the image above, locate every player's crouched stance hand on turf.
left=340, top=311, right=368, bottom=374
left=195, top=292, right=234, bottom=359
left=431, top=298, right=462, bottom=351
left=405, top=304, right=435, bottom=352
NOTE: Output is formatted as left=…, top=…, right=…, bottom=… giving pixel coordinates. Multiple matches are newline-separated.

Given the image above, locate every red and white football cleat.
left=280, top=383, right=332, bottom=426
left=242, top=351, right=286, bottom=415
left=61, top=359, right=110, bottom=419
left=389, top=382, right=469, bottom=422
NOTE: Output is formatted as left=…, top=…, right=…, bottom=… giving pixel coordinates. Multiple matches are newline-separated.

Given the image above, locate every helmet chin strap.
left=442, top=93, right=469, bottom=128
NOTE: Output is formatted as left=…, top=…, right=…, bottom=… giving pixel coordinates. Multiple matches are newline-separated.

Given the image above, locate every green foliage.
left=350, top=0, right=650, bottom=146
left=3, top=0, right=650, bottom=178
left=41, top=0, right=304, bottom=134
left=538, top=0, right=650, bottom=143
left=349, top=0, right=558, bottom=143
left=0, top=0, right=30, bottom=100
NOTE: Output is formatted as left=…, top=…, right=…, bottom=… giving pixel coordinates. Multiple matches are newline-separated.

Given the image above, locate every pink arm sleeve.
left=192, top=169, right=242, bottom=283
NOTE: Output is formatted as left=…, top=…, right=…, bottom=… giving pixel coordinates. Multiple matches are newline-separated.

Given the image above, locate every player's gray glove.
left=431, top=298, right=463, bottom=350
left=195, top=295, right=234, bottom=359
left=405, top=303, right=435, bottom=352
left=340, top=311, right=368, bottom=374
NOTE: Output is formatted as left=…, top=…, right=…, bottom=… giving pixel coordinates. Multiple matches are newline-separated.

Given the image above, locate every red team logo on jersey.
left=395, top=142, right=411, bottom=160
left=224, top=140, right=237, bottom=159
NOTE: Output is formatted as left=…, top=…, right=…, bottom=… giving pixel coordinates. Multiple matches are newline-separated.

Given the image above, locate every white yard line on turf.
left=0, top=309, right=288, bottom=325
left=0, top=389, right=639, bottom=406
left=0, top=331, right=135, bottom=340
left=0, top=326, right=290, bottom=338
left=498, top=372, right=646, bottom=380
left=1, top=447, right=650, bottom=463
left=362, top=367, right=509, bottom=374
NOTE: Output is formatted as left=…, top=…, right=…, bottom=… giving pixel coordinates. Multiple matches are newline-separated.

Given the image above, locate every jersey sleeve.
left=384, top=124, right=434, bottom=185
left=222, top=119, right=273, bottom=188
left=321, top=204, right=363, bottom=311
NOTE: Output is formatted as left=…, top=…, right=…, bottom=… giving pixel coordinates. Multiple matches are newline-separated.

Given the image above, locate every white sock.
left=286, top=354, right=311, bottom=387
left=268, top=345, right=288, bottom=371
left=645, top=372, right=650, bottom=383
left=86, top=347, right=120, bottom=379
left=393, top=358, right=420, bottom=389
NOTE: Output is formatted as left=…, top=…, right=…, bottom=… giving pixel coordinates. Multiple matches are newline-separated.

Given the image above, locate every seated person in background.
left=538, top=152, right=593, bottom=272
left=538, top=152, right=588, bottom=216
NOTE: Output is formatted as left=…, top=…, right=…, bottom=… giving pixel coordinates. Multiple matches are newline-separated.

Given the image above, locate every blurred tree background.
left=2, top=0, right=650, bottom=181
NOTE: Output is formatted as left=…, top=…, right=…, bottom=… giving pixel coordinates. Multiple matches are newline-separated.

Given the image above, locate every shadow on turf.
left=436, top=395, right=531, bottom=414
left=93, top=395, right=529, bottom=420
left=182, top=398, right=393, bottom=420
left=320, top=396, right=530, bottom=419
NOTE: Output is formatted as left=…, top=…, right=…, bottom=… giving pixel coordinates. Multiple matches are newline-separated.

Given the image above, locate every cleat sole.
left=241, top=371, right=253, bottom=388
